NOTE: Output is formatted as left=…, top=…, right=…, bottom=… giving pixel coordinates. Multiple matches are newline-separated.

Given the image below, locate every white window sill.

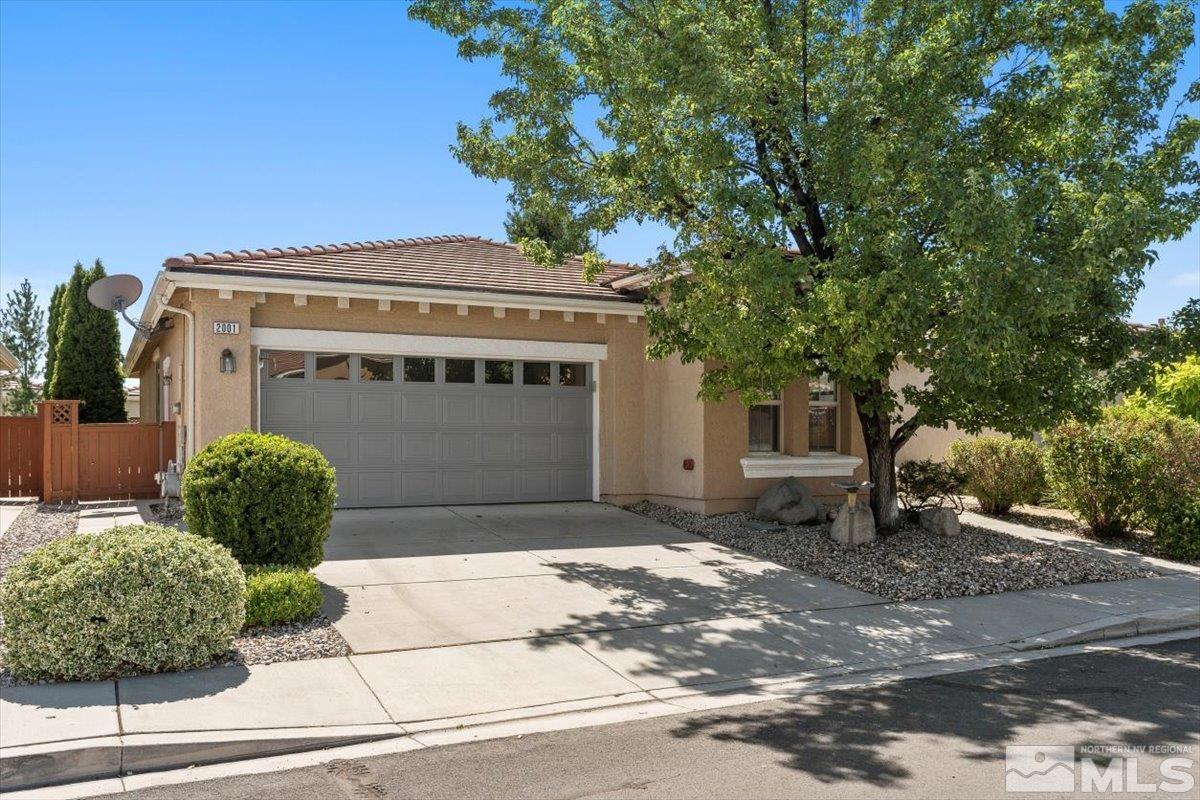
left=740, top=453, right=863, bottom=479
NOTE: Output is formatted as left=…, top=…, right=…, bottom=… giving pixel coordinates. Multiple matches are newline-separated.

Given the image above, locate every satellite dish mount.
left=87, top=274, right=154, bottom=337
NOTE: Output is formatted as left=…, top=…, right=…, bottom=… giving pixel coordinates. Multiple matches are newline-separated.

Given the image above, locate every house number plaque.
left=213, top=321, right=240, bottom=335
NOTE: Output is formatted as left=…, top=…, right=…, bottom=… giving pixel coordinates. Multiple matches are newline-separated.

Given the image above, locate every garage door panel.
left=357, top=393, right=394, bottom=424
left=556, top=395, right=589, bottom=426
left=557, top=468, right=590, bottom=498
left=264, top=392, right=307, bottom=426
left=557, top=433, right=589, bottom=462
left=482, top=396, right=516, bottom=424
left=442, top=432, right=478, bottom=462
left=520, top=396, right=553, bottom=425
left=312, top=431, right=355, bottom=465
left=520, top=432, right=553, bottom=462
left=481, top=433, right=516, bottom=462
left=402, top=394, right=436, bottom=424
left=520, top=469, right=553, bottom=499
left=442, top=471, right=481, bottom=503
left=313, top=392, right=353, bottom=425
left=358, top=472, right=397, bottom=506
left=401, top=432, right=437, bottom=463
left=482, top=470, right=516, bottom=500
left=358, top=434, right=395, bottom=464
left=442, top=395, right=479, bottom=425
left=262, top=353, right=591, bottom=507
left=401, top=472, right=439, bottom=505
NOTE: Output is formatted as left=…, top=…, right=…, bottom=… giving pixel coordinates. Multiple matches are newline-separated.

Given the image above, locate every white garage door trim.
left=252, top=327, right=604, bottom=502
left=250, top=327, right=607, bottom=362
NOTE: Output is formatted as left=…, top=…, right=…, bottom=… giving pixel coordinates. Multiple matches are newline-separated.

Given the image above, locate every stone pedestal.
left=918, top=507, right=961, bottom=536
left=831, top=504, right=876, bottom=546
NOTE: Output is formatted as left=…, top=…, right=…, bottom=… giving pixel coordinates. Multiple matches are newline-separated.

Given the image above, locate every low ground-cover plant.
left=243, top=566, right=324, bottom=628
left=897, top=458, right=965, bottom=514
left=946, top=436, right=1045, bottom=515
left=182, top=431, right=337, bottom=568
left=1045, top=405, right=1200, bottom=540
left=0, top=524, right=244, bottom=681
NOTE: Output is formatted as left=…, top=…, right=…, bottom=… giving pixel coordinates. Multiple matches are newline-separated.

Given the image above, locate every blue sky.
left=1, top=0, right=1197, bottom=362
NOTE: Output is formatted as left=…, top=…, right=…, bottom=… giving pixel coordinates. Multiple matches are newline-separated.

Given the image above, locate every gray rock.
left=919, top=507, right=961, bottom=537
left=755, top=478, right=820, bottom=525
left=830, top=503, right=876, bottom=546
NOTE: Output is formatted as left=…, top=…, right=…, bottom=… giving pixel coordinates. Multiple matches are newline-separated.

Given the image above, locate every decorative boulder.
left=831, top=504, right=876, bottom=546
left=755, top=477, right=820, bottom=525
left=919, top=507, right=961, bottom=537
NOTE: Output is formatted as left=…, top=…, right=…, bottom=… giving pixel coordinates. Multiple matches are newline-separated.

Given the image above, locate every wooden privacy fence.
left=1, top=400, right=175, bottom=502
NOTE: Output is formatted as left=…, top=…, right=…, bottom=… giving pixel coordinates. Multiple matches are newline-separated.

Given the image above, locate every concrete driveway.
left=314, top=503, right=890, bottom=711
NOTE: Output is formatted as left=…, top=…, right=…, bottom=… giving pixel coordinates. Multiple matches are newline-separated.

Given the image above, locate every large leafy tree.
left=49, top=260, right=127, bottom=423
left=413, top=0, right=1200, bottom=529
left=0, top=279, right=46, bottom=416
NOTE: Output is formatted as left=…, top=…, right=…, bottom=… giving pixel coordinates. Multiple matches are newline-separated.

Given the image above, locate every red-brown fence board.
left=1, top=401, right=175, bottom=502
left=0, top=416, right=42, bottom=497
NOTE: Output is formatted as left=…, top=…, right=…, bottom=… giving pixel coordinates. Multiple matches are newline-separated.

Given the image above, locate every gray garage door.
left=259, top=351, right=592, bottom=507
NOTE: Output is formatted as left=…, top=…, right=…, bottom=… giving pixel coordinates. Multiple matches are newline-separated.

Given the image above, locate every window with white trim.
left=748, top=392, right=782, bottom=453
left=808, top=375, right=838, bottom=452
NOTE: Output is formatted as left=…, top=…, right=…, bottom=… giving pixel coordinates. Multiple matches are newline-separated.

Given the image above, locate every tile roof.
left=164, top=235, right=641, bottom=303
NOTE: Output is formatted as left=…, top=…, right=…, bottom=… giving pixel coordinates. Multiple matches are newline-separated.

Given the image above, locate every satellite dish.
left=87, top=274, right=143, bottom=312
left=87, top=274, right=153, bottom=336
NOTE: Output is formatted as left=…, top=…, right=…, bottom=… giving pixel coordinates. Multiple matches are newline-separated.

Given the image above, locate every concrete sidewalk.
left=3, top=571, right=1197, bottom=793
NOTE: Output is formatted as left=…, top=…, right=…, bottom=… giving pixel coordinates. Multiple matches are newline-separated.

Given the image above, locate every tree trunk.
left=853, top=383, right=901, bottom=532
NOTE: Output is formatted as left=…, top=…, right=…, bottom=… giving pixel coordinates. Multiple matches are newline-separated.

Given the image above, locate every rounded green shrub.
left=1045, top=405, right=1200, bottom=538
left=183, top=431, right=337, bottom=568
left=1152, top=495, right=1200, bottom=562
left=243, top=566, right=324, bottom=628
left=1127, top=355, right=1200, bottom=423
left=897, top=458, right=965, bottom=513
left=946, top=436, right=1045, bottom=515
left=0, top=525, right=245, bottom=681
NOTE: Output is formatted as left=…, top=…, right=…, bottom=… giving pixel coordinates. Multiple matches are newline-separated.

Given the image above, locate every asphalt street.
left=123, top=638, right=1200, bottom=800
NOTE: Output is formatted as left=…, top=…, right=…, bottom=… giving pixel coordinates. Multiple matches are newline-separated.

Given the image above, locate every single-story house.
left=125, top=234, right=884, bottom=513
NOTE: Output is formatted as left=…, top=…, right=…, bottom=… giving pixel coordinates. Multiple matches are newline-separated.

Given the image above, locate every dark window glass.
left=523, top=361, right=551, bottom=386
left=559, top=363, right=587, bottom=387
left=748, top=405, right=780, bottom=453
left=315, top=353, right=350, bottom=380
left=808, top=406, right=838, bottom=452
left=360, top=355, right=394, bottom=382
left=485, top=360, right=514, bottom=384
left=445, top=358, right=476, bottom=383
left=265, top=350, right=305, bottom=380
left=404, top=357, right=435, bottom=382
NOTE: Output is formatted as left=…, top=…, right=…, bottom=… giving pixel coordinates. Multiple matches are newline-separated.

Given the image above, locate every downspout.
left=158, top=288, right=196, bottom=462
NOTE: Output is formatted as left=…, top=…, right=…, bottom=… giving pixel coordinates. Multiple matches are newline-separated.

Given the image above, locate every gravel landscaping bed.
left=626, top=501, right=1158, bottom=601
left=0, top=504, right=80, bottom=581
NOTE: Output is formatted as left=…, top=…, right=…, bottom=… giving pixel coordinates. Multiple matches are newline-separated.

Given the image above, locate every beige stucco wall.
left=129, top=286, right=879, bottom=512
left=890, top=361, right=994, bottom=463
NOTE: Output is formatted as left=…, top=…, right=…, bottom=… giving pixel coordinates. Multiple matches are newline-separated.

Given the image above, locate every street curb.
left=0, top=725, right=404, bottom=792
left=4, top=609, right=1198, bottom=794
left=1006, top=607, right=1200, bottom=651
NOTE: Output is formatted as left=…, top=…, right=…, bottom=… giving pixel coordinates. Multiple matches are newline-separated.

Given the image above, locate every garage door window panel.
left=403, top=357, right=435, bottom=383
left=559, top=363, right=587, bottom=387
left=360, top=355, right=395, bottom=382
left=485, top=360, right=514, bottom=384
left=445, top=358, right=477, bottom=384
left=523, top=361, right=551, bottom=386
left=265, top=350, right=307, bottom=380
left=315, top=354, right=350, bottom=381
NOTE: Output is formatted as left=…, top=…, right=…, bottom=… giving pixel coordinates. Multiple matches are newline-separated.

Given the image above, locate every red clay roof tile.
left=164, top=235, right=640, bottom=303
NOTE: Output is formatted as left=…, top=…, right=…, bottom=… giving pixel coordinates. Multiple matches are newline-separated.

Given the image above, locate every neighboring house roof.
left=0, top=341, right=17, bottom=372
left=164, top=235, right=640, bottom=303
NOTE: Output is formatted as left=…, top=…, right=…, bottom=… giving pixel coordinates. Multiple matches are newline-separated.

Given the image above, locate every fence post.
left=39, top=399, right=81, bottom=503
